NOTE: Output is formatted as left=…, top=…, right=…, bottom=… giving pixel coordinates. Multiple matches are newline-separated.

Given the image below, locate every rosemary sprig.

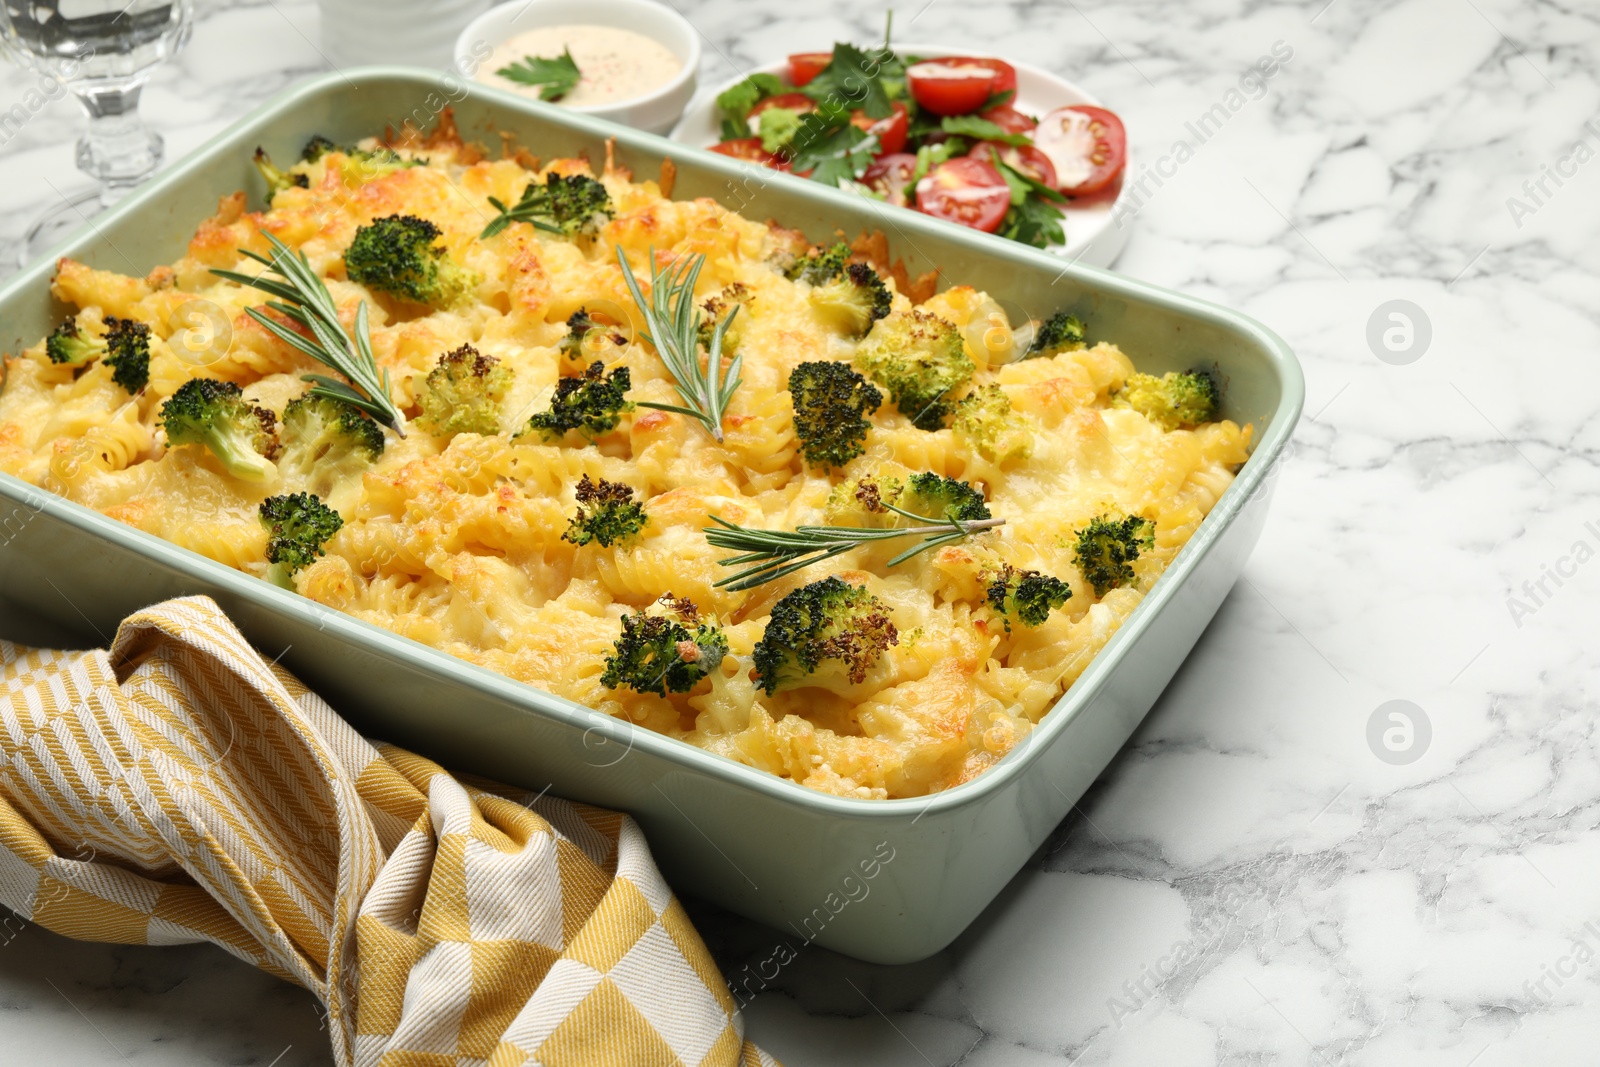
left=616, top=246, right=742, bottom=442
left=704, top=500, right=1005, bottom=591
left=212, top=232, right=406, bottom=435
left=481, top=185, right=567, bottom=239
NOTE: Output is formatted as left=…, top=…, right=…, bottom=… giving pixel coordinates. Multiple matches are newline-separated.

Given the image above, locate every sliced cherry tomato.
left=709, top=138, right=784, bottom=169
left=750, top=91, right=816, bottom=117
left=862, top=152, right=918, bottom=207
left=979, top=105, right=1037, bottom=135
left=915, top=156, right=1011, bottom=233
left=940, top=56, right=1017, bottom=96
left=850, top=101, right=909, bottom=156
left=907, top=61, right=997, bottom=116
left=1032, top=105, right=1127, bottom=196
left=788, top=52, right=832, bottom=88
left=968, top=141, right=1058, bottom=189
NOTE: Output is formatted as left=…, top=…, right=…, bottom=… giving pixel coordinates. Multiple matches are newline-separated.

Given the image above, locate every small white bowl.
left=671, top=44, right=1133, bottom=268
left=453, top=0, right=700, bottom=135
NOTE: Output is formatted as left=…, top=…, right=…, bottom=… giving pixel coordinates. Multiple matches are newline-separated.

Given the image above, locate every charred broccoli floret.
left=301, top=135, right=421, bottom=181
left=523, top=361, right=634, bottom=440
left=809, top=262, right=892, bottom=338
left=46, top=317, right=150, bottom=393
left=1027, top=310, right=1087, bottom=358
left=788, top=360, right=882, bottom=470
left=277, top=393, right=385, bottom=510
left=952, top=384, right=1031, bottom=463
left=1113, top=370, right=1220, bottom=431
left=985, top=564, right=1072, bottom=631
left=159, top=377, right=279, bottom=483
left=823, top=472, right=906, bottom=526
left=601, top=594, right=728, bottom=696
left=300, top=135, right=338, bottom=162
left=852, top=309, right=974, bottom=430
left=415, top=345, right=510, bottom=437
left=559, top=307, right=626, bottom=361
left=487, top=172, right=615, bottom=239
left=344, top=214, right=478, bottom=308
left=252, top=146, right=308, bottom=203
left=902, top=471, right=990, bottom=522
left=785, top=241, right=851, bottom=286
left=259, top=491, right=343, bottom=589
left=752, top=576, right=899, bottom=694
left=696, top=283, right=753, bottom=354
left=1073, top=514, right=1156, bottom=597
left=563, top=475, right=648, bottom=547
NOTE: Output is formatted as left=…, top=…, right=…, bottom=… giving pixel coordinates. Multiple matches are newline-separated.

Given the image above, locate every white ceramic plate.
left=669, top=43, right=1132, bottom=268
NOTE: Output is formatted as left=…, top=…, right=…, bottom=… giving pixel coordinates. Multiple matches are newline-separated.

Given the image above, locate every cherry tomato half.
left=751, top=91, right=816, bottom=117
left=709, top=138, right=784, bottom=168
left=851, top=101, right=909, bottom=156
left=968, top=141, right=1058, bottom=189
left=1032, top=105, right=1127, bottom=196
left=788, top=52, right=832, bottom=87
left=907, top=61, right=997, bottom=116
left=979, top=105, right=1037, bottom=135
left=863, top=152, right=918, bottom=207
left=915, top=156, right=1011, bottom=233
left=941, top=56, right=1018, bottom=96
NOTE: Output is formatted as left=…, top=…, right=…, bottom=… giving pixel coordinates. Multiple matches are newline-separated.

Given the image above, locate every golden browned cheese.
left=0, top=131, right=1250, bottom=799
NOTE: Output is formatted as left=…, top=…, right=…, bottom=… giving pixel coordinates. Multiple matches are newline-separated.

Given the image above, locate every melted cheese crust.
left=0, top=130, right=1250, bottom=799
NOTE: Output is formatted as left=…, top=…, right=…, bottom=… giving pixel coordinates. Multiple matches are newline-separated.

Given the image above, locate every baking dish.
left=0, top=68, right=1301, bottom=964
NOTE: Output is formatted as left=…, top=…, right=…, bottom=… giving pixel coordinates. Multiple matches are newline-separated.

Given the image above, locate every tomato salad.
left=707, top=41, right=1127, bottom=249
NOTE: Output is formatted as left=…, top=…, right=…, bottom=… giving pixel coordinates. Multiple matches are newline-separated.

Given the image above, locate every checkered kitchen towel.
left=0, top=595, right=777, bottom=1067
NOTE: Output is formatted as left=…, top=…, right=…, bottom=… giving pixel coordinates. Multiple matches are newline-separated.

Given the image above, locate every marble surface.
left=3, top=0, right=1599, bottom=1063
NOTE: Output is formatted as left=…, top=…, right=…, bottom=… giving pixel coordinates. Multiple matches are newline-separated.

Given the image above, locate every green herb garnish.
left=497, top=48, right=582, bottom=102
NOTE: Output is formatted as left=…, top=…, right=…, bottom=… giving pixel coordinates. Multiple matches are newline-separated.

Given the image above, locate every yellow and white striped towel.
left=0, top=595, right=778, bottom=1067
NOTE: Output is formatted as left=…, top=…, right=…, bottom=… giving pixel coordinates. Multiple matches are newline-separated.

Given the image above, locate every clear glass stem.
left=75, top=85, right=163, bottom=205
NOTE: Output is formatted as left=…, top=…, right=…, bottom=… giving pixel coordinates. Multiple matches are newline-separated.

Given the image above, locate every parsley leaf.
left=497, top=49, right=582, bottom=102
left=998, top=195, right=1066, bottom=248
left=716, top=72, right=783, bottom=128
left=790, top=118, right=875, bottom=186
left=941, top=115, right=1032, bottom=146
left=803, top=42, right=895, bottom=118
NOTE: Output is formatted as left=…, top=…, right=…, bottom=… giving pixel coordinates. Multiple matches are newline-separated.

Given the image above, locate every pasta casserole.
left=0, top=116, right=1249, bottom=799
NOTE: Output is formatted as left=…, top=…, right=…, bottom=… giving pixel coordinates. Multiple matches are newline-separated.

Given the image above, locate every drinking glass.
left=0, top=0, right=194, bottom=263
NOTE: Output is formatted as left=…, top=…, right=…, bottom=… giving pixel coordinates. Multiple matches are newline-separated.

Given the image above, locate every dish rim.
left=0, top=65, right=1304, bottom=819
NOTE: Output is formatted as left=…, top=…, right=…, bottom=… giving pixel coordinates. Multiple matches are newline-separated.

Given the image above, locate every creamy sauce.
left=480, top=24, right=682, bottom=107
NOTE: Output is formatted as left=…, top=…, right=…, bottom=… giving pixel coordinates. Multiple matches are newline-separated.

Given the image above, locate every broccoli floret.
left=601, top=594, right=728, bottom=696
left=495, top=173, right=615, bottom=238
left=952, top=384, right=1031, bottom=463
left=985, top=564, right=1072, bottom=631
left=278, top=393, right=385, bottom=509
left=45, top=317, right=150, bottom=393
left=1113, top=370, right=1220, bottom=431
left=757, top=107, right=806, bottom=153
left=823, top=472, right=906, bottom=525
left=788, top=361, right=882, bottom=470
left=1027, top=310, right=1087, bottom=358
left=809, top=262, right=892, bottom=338
left=903, top=471, right=990, bottom=522
left=1073, top=514, right=1156, bottom=597
left=523, top=361, right=634, bottom=440
left=159, top=377, right=279, bottom=484
left=696, top=283, right=753, bottom=354
left=344, top=214, right=478, bottom=308
left=852, top=309, right=974, bottom=430
left=559, top=307, right=626, bottom=361
left=563, top=475, right=648, bottom=547
left=45, top=318, right=99, bottom=366
left=300, top=135, right=338, bottom=162
left=258, top=491, right=343, bottom=589
left=252, top=146, right=308, bottom=203
left=752, top=576, right=899, bottom=694
left=415, top=344, right=510, bottom=437
left=785, top=242, right=851, bottom=286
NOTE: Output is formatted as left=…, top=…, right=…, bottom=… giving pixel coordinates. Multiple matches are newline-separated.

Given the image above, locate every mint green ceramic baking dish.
left=0, top=68, right=1301, bottom=964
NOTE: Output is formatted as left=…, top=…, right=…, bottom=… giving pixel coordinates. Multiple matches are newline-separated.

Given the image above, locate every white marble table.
left=3, top=0, right=1598, bottom=1063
